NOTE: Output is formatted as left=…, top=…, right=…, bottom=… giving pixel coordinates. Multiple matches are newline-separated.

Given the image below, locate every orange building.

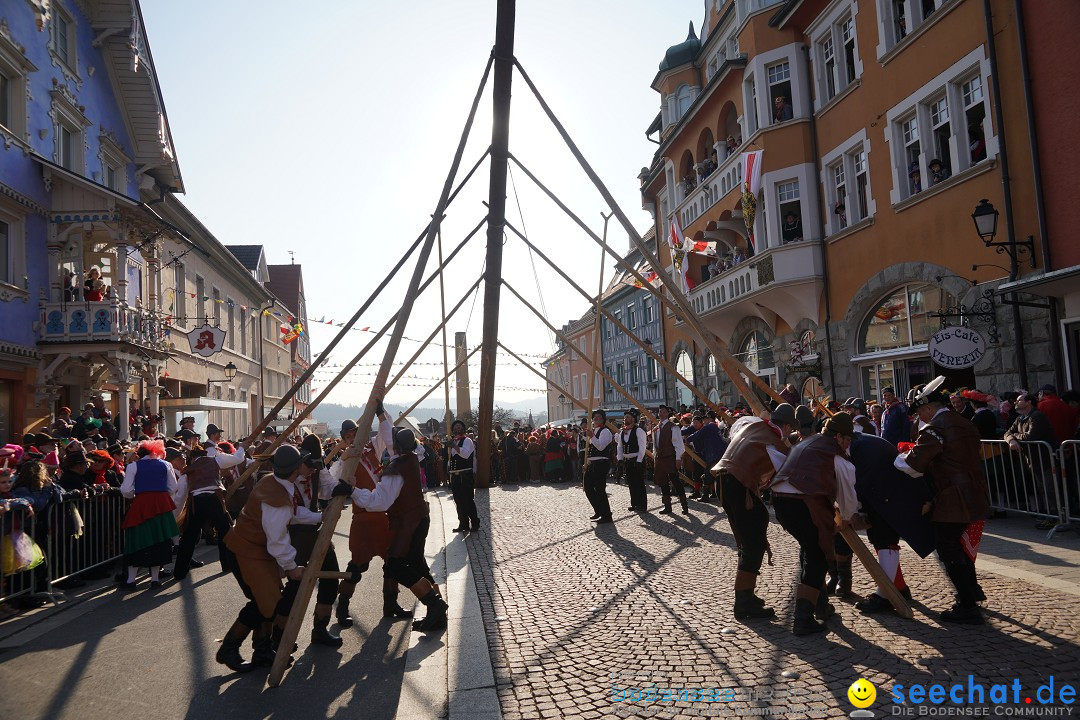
left=640, top=0, right=1055, bottom=405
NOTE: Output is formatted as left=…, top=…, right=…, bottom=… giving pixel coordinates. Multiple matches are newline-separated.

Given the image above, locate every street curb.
left=395, top=488, right=502, bottom=720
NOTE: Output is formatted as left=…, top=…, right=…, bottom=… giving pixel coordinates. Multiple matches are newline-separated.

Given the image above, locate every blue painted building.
left=600, top=228, right=667, bottom=409
left=0, top=0, right=182, bottom=438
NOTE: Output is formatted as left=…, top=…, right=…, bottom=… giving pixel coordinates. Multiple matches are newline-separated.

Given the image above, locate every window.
left=823, top=132, right=875, bottom=234
left=594, top=372, right=600, bottom=399
left=0, top=219, right=10, bottom=285
left=613, top=310, right=622, bottom=335
left=643, top=298, right=655, bottom=324
left=901, top=115, right=921, bottom=196
left=627, top=303, right=637, bottom=330
left=707, top=354, right=718, bottom=376
left=98, top=135, right=129, bottom=194
left=777, top=180, right=803, bottom=244
left=674, top=351, right=694, bottom=406
left=572, top=375, right=579, bottom=399
left=630, top=360, right=640, bottom=385
left=195, top=276, right=206, bottom=323
left=880, top=0, right=956, bottom=53
left=227, top=299, right=236, bottom=350
left=885, top=50, right=993, bottom=204
left=647, top=357, right=658, bottom=382
left=212, top=288, right=221, bottom=326
left=173, top=263, right=186, bottom=324
left=0, top=206, right=27, bottom=295
left=675, top=84, right=693, bottom=119
left=740, top=331, right=773, bottom=374
left=767, top=61, right=792, bottom=124
left=813, top=7, right=861, bottom=105
left=240, top=307, right=247, bottom=356
left=51, top=95, right=88, bottom=174
left=616, top=362, right=625, bottom=386
left=859, top=282, right=957, bottom=353
left=52, top=9, right=75, bottom=70
left=746, top=76, right=760, bottom=135
left=0, top=72, right=8, bottom=131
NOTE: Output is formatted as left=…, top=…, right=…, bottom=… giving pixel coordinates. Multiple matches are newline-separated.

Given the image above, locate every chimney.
left=455, top=332, right=471, bottom=417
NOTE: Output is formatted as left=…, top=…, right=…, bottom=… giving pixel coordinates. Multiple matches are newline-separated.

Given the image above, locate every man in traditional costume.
left=447, top=420, right=479, bottom=532
left=616, top=410, right=648, bottom=512
left=583, top=409, right=614, bottom=524
left=652, top=405, right=689, bottom=516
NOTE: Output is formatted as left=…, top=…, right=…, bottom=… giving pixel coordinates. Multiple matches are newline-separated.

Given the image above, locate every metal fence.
left=1, top=490, right=127, bottom=606
left=981, top=439, right=1076, bottom=539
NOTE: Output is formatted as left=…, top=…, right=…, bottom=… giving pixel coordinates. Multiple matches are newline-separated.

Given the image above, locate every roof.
left=225, top=245, right=265, bottom=272
left=659, top=22, right=701, bottom=72
left=267, top=264, right=304, bottom=318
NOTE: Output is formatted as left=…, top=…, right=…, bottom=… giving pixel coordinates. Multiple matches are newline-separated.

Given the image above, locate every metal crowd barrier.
left=1, top=490, right=127, bottom=608
left=981, top=439, right=1071, bottom=539
left=0, top=502, right=39, bottom=606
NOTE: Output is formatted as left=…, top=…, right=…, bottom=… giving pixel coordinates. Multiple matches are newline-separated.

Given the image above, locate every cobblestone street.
left=467, top=482, right=1080, bottom=719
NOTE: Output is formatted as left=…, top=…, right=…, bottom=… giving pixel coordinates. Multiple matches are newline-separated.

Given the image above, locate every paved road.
left=0, top=533, right=412, bottom=720
left=468, top=481, right=1080, bottom=719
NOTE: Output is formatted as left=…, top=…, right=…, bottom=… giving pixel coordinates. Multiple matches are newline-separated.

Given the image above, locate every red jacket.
left=1037, top=394, right=1078, bottom=445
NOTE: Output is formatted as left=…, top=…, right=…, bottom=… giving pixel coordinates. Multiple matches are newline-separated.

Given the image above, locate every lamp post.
left=971, top=199, right=1037, bottom=277
left=207, top=361, right=237, bottom=393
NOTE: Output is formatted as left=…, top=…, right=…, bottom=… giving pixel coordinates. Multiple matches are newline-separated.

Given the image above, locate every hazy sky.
left=141, top=0, right=703, bottom=412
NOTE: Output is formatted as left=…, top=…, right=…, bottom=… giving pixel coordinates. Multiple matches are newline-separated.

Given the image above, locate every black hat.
left=22, top=433, right=35, bottom=445
left=180, top=417, right=196, bottom=424
left=451, top=420, right=467, bottom=433
left=881, top=386, right=895, bottom=396
left=206, top=424, right=223, bottom=437
left=591, top=409, right=607, bottom=422
left=108, top=443, right=124, bottom=454
left=177, top=429, right=198, bottom=440
left=271, top=444, right=303, bottom=476
left=393, top=428, right=418, bottom=455
left=33, top=432, right=56, bottom=446
left=264, top=427, right=279, bottom=437
left=299, top=434, right=323, bottom=458
left=823, top=412, right=855, bottom=437
left=341, top=419, right=358, bottom=435
left=770, top=403, right=797, bottom=428
left=795, top=404, right=815, bottom=431
left=165, top=448, right=184, bottom=462
left=907, top=376, right=948, bottom=410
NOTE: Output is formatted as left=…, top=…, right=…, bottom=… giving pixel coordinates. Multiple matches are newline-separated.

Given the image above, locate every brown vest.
left=185, top=456, right=220, bottom=494
left=385, top=453, right=428, bottom=524
left=772, top=433, right=841, bottom=497
left=717, top=418, right=789, bottom=491
left=225, top=474, right=293, bottom=559
left=656, top=422, right=676, bottom=459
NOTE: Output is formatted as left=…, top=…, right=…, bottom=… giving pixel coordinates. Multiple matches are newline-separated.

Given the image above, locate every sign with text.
left=928, top=326, right=986, bottom=369
left=188, top=324, right=226, bottom=358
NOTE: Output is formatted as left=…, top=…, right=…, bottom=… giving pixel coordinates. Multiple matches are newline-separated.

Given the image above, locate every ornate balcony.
left=39, top=299, right=169, bottom=351
left=683, top=240, right=826, bottom=340
left=676, top=150, right=744, bottom=231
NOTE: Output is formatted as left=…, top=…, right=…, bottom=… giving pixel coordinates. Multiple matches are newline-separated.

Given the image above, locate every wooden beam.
left=395, top=345, right=483, bottom=424
left=582, top=212, right=610, bottom=478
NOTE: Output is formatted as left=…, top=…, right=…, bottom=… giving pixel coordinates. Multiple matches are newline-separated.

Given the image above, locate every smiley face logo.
left=848, top=678, right=876, bottom=708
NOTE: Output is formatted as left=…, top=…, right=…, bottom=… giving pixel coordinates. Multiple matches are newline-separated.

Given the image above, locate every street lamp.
left=972, top=199, right=1036, bottom=270
left=208, top=361, right=238, bottom=392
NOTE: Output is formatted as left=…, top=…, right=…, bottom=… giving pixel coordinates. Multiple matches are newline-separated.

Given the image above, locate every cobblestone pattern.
left=466, top=482, right=1080, bottom=719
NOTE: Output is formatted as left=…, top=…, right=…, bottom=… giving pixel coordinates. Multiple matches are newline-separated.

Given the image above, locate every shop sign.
left=188, top=324, right=226, bottom=358
left=928, top=326, right=986, bottom=369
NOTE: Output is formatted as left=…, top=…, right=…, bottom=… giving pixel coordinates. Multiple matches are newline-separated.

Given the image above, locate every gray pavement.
left=467, top=480, right=1080, bottom=720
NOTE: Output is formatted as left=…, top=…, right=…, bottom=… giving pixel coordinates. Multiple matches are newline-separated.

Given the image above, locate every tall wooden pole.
left=476, top=0, right=516, bottom=487
left=583, top=213, right=610, bottom=480
left=437, top=225, right=453, bottom=435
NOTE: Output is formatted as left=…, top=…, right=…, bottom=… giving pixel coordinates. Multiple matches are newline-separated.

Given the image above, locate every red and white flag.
left=669, top=217, right=695, bottom=294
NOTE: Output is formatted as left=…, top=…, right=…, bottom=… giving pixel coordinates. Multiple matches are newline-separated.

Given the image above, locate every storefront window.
left=859, top=283, right=956, bottom=353
left=674, top=350, right=694, bottom=407
left=739, top=330, right=774, bottom=374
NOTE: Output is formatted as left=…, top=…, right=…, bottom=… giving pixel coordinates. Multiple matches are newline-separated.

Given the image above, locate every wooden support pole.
left=225, top=216, right=487, bottom=502
left=437, top=226, right=453, bottom=435
left=384, top=278, right=482, bottom=394
left=582, top=213, right=610, bottom=479
left=504, top=72, right=785, bottom=413
left=504, top=220, right=733, bottom=426
left=476, top=0, right=516, bottom=489
left=241, top=148, right=489, bottom=443
left=500, top=283, right=708, bottom=470
left=267, top=55, right=494, bottom=687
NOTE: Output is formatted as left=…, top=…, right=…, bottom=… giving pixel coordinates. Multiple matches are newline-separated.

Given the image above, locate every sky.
left=141, top=0, right=705, bottom=413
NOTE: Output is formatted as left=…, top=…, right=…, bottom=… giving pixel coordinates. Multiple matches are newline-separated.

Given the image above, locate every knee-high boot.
left=383, top=577, right=413, bottom=619
left=733, top=570, right=775, bottom=620
left=793, top=584, right=828, bottom=636
left=215, top=620, right=254, bottom=673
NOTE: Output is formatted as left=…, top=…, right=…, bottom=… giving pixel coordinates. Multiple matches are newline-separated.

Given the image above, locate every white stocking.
left=877, top=548, right=900, bottom=593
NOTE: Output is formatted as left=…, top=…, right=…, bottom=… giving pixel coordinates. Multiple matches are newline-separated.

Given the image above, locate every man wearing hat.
left=713, top=403, right=795, bottom=620
left=842, top=398, right=876, bottom=435
left=219, top=444, right=317, bottom=672
left=583, top=409, right=615, bottom=524
left=447, top=419, right=479, bottom=532
left=652, top=405, right=689, bottom=516
left=616, top=410, right=648, bottom=512
left=895, top=377, right=991, bottom=624
left=52, top=407, right=74, bottom=439
left=768, top=412, right=861, bottom=635
left=880, top=387, right=911, bottom=446
left=337, top=418, right=449, bottom=633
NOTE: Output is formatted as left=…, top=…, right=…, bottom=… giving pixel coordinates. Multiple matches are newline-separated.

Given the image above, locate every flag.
left=669, top=217, right=693, bottom=295
left=740, top=150, right=764, bottom=253
left=686, top=238, right=716, bottom=257
left=621, top=270, right=659, bottom=289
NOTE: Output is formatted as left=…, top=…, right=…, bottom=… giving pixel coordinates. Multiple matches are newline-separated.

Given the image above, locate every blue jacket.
left=880, top=401, right=912, bottom=446
left=686, top=423, right=729, bottom=465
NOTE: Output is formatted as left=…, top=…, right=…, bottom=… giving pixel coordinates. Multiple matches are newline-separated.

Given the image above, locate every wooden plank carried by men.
left=475, top=0, right=517, bottom=488
left=582, top=212, right=610, bottom=480
left=267, top=55, right=495, bottom=687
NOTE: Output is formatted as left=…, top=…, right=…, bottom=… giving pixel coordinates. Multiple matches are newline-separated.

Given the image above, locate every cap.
left=823, top=412, right=855, bottom=437
left=108, top=443, right=123, bottom=455
left=180, top=416, right=196, bottom=425
left=89, top=449, right=113, bottom=464
left=59, top=406, right=71, bottom=414
left=299, top=434, right=323, bottom=458
left=341, top=419, right=358, bottom=435
left=165, top=448, right=184, bottom=462
left=178, top=429, right=198, bottom=440
left=271, top=444, right=303, bottom=476
left=881, top=386, right=895, bottom=396
left=770, top=403, right=797, bottom=428
left=849, top=398, right=867, bottom=413
left=393, top=428, right=418, bottom=454
left=795, top=404, right=815, bottom=431
left=206, top=424, right=223, bottom=436
left=264, top=427, right=279, bottom=436
left=217, top=441, right=235, bottom=455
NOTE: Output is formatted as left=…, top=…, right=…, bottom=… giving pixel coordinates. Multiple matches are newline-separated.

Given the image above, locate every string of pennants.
left=311, top=377, right=548, bottom=393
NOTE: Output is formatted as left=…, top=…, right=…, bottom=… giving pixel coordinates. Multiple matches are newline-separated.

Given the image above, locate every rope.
left=508, top=164, right=555, bottom=353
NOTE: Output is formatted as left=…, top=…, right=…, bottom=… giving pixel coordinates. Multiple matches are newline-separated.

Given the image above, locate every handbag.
left=1, top=529, right=45, bottom=575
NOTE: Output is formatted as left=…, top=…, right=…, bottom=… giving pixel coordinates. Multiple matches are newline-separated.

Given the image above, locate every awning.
left=159, top=397, right=249, bottom=411
left=995, top=265, right=1080, bottom=299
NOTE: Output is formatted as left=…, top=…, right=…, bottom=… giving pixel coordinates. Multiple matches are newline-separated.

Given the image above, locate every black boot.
left=311, top=616, right=343, bottom=648
left=336, top=597, right=354, bottom=628
left=793, top=598, right=827, bottom=636
left=815, top=590, right=836, bottom=621
left=383, top=589, right=413, bottom=619
left=252, top=631, right=278, bottom=668
left=733, top=589, right=776, bottom=620
left=215, top=623, right=254, bottom=673
left=411, top=589, right=448, bottom=632
left=270, top=624, right=298, bottom=654
left=825, top=564, right=839, bottom=595
left=835, top=556, right=855, bottom=600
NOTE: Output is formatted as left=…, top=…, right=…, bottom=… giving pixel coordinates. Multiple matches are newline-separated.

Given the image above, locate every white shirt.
left=121, top=458, right=178, bottom=499
left=770, top=455, right=860, bottom=522
left=329, top=414, right=393, bottom=481
left=653, top=419, right=685, bottom=463
left=350, top=473, right=404, bottom=513
left=206, top=441, right=247, bottom=470
left=449, top=435, right=475, bottom=473
left=586, top=426, right=613, bottom=462
left=262, top=475, right=321, bottom=571
left=617, top=427, right=648, bottom=463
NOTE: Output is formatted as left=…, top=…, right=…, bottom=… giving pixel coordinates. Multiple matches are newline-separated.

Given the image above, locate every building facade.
left=267, top=261, right=312, bottom=427
left=641, top=0, right=1054, bottom=408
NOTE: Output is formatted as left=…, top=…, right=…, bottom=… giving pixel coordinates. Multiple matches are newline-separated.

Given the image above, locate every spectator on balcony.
left=726, top=136, right=738, bottom=157
left=969, top=124, right=987, bottom=163
left=928, top=158, right=951, bottom=186
left=708, top=259, right=722, bottom=278
left=63, top=269, right=80, bottom=302
left=733, top=248, right=746, bottom=266
left=84, top=268, right=107, bottom=302
left=773, top=95, right=794, bottom=123
left=781, top=211, right=803, bottom=244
